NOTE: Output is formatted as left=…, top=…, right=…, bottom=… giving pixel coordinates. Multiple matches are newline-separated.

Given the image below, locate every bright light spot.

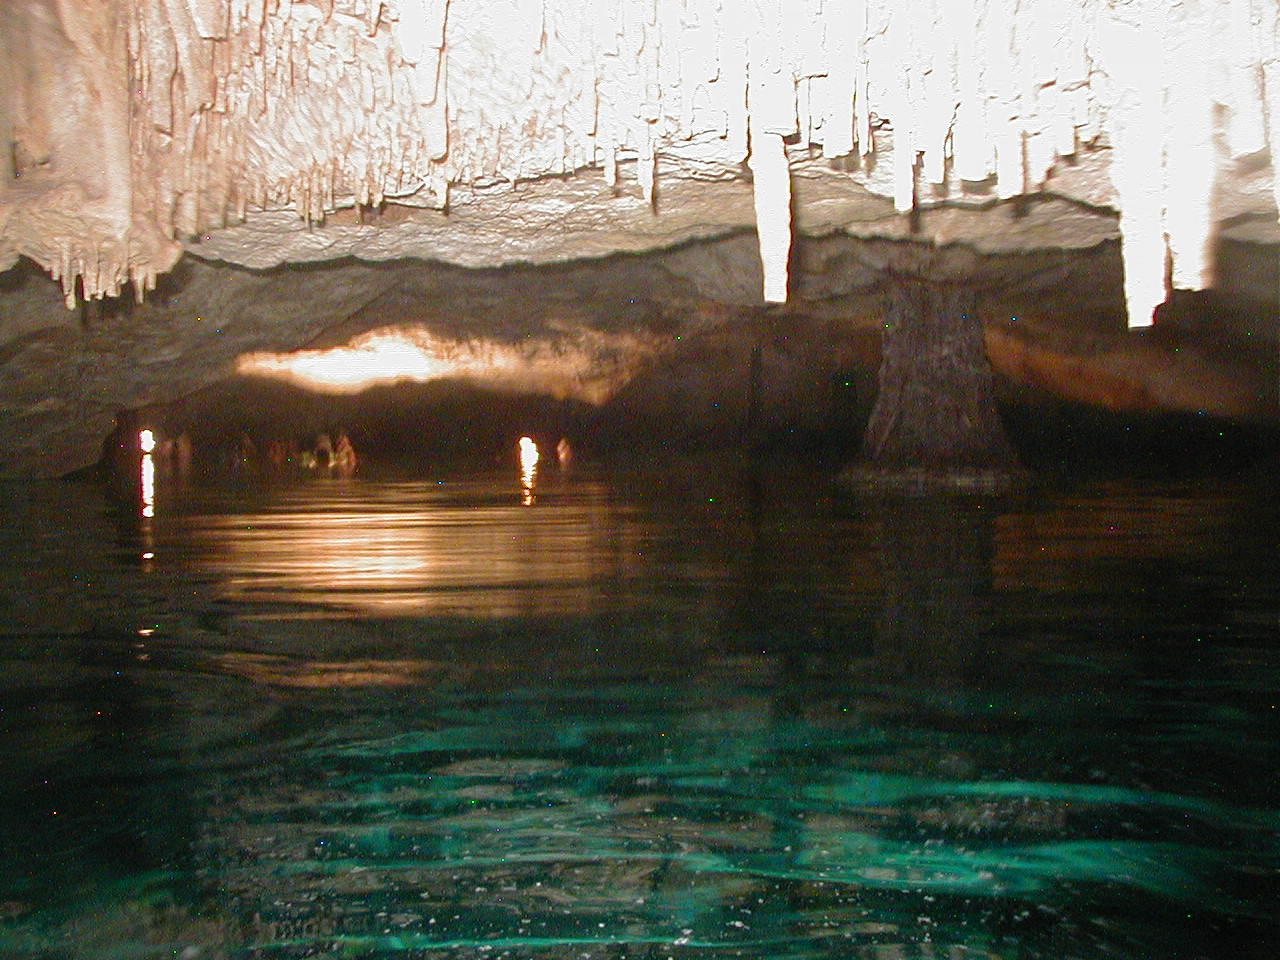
left=140, top=453, right=155, bottom=519
left=519, top=437, right=539, bottom=505
left=139, top=429, right=155, bottom=453
left=238, top=330, right=506, bottom=391
left=234, top=324, right=663, bottom=403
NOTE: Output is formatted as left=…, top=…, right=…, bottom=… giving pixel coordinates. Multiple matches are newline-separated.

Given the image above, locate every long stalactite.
left=0, top=0, right=1276, bottom=323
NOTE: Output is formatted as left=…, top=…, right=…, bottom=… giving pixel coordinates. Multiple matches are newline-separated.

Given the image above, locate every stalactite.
left=1224, top=0, right=1266, bottom=157
left=1099, top=4, right=1166, bottom=328
left=818, top=0, right=858, bottom=159
left=720, top=3, right=748, bottom=160
left=1164, top=0, right=1215, bottom=292
left=884, top=13, right=915, bottom=214
left=951, top=0, right=985, bottom=181
left=1262, top=0, right=1280, bottom=231
left=917, top=0, right=955, bottom=188
left=748, top=126, right=790, bottom=302
left=639, top=125, right=656, bottom=204
left=1, top=0, right=1275, bottom=316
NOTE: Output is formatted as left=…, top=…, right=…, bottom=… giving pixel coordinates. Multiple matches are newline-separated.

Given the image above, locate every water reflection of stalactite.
left=871, top=495, right=1000, bottom=685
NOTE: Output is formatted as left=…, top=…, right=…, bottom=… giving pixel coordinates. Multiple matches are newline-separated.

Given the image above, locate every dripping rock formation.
left=0, top=0, right=1277, bottom=478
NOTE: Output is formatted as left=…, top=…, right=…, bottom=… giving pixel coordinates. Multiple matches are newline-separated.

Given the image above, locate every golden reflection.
left=519, top=436, right=539, bottom=505
left=234, top=324, right=663, bottom=403
left=182, top=484, right=625, bottom=617
left=140, top=454, right=155, bottom=519
left=139, top=429, right=157, bottom=521
left=218, top=652, right=446, bottom=688
left=993, top=487, right=1233, bottom=592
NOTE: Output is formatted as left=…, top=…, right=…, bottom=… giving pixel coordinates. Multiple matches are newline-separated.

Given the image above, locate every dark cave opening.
left=95, top=348, right=1278, bottom=500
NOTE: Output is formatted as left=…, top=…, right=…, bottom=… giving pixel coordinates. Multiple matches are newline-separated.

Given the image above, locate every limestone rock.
left=1, top=0, right=1277, bottom=324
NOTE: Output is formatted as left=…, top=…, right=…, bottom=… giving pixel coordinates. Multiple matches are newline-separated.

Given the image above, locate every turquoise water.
left=0, top=457, right=1276, bottom=959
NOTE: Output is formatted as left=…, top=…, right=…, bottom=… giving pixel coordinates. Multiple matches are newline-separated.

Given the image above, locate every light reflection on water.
left=0, top=461, right=1276, bottom=960
left=178, top=483, right=615, bottom=617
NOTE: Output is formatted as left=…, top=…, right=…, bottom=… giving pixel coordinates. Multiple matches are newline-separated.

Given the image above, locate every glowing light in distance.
left=139, top=429, right=156, bottom=453
left=236, top=332, right=507, bottom=394
left=519, top=437, right=539, bottom=505
left=234, top=324, right=662, bottom=403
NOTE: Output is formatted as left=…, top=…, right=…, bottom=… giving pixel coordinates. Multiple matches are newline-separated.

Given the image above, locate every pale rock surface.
left=0, top=0, right=1277, bottom=325
left=1, top=0, right=1277, bottom=479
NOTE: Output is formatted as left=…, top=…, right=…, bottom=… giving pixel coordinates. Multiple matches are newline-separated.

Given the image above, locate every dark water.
left=0, top=454, right=1277, bottom=960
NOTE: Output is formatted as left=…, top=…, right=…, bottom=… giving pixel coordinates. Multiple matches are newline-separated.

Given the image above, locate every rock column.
left=850, top=278, right=1022, bottom=491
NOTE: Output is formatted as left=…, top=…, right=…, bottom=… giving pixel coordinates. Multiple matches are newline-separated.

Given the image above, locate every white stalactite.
left=638, top=123, right=655, bottom=204
left=952, top=0, right=986, bottom=182
left=1263, top=0, right=1280, bottom=236
left=745, top=0, right=795, bottom=302
left=1164, top=0, right=1215, bottom=292
left=0, top=0, right=1276, bottom=317
left=1098, top=3, right=1167, bottom=327
left=748, top=127, right=791, bottom=303
left=1223, top=0, right=1266, bottom=158
left=819, top=0, right=858, bottom=159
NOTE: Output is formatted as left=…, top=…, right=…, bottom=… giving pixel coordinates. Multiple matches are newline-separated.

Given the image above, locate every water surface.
left=0, top=457, right=1276, bottom=960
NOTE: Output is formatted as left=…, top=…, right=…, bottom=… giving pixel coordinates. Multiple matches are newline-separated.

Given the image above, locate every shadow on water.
left=867, top=494, right=1002, bottom=686
left=0, top=443, right=1277, bottom=959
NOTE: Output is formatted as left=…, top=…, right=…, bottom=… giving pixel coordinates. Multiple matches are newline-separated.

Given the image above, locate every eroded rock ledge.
left=1, top=231, right=1274, bottom=480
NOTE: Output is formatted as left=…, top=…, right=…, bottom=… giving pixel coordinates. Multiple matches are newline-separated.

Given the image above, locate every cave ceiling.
left=0, top=0, right=1278, bottom=478
left=0, top=0, right=1277, bottom=321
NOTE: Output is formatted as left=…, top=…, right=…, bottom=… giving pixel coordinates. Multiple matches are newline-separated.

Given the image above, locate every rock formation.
left=0, top=0, right=1277, bottom=477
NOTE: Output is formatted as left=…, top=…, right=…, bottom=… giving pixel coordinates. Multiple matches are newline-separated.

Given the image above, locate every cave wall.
left=1, top=231, right=1274, bottom=480
left=1, top=0, right=1278, bottom=479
